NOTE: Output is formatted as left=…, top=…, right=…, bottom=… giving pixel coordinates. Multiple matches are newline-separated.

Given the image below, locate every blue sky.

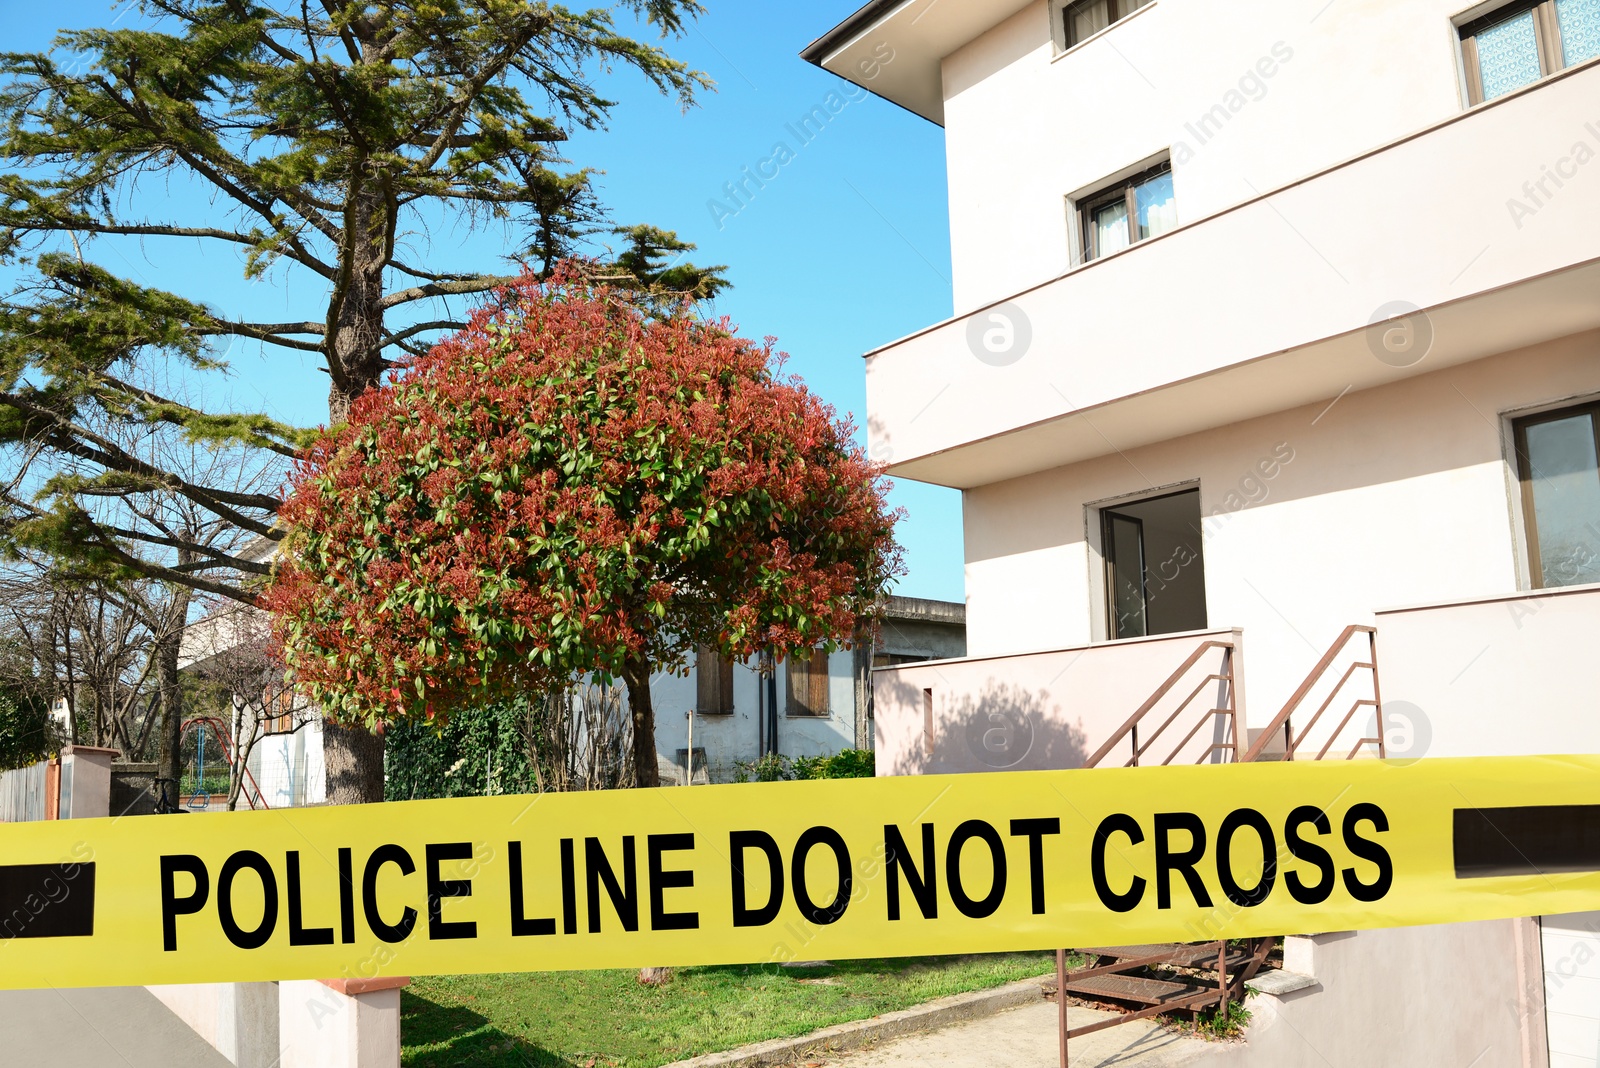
left=5, top=1, right=966, bottom=602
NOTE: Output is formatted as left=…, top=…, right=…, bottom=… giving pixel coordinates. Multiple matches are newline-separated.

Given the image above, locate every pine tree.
left=0, top=0, right=727, bottom=802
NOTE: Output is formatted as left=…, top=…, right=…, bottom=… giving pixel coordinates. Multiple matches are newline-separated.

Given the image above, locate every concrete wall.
left=960, top=330, right=1600, bottom=712
left=1376, top=582, right=1600, bottom=759
left=866, top=55, right=1600, bottom=484
left=877, top=597, right=969, bottom=662
left=939, top=0, right=1580, bottom=314
left=873, top=628, right=1237, bottom=775
left=1211, top=920, right=1542, bottom=1068
left=58, top=746, right=117, bottom=821
left=279, top=979, right=405, bottom=1068
left=1540, top=911, right=1600, bottom=1068
left=110, top=762, right=157, bottom=818
left=149, top=979, right=405, bottom=1068
left=147, top=983, right=279, bottom=1068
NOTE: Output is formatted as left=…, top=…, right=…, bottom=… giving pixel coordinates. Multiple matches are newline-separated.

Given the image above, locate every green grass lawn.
left=401, top=952, right=1056, bottom=1068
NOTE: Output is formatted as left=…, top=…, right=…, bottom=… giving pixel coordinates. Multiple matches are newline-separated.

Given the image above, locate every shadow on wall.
left=875, top=671, right=1087, bottom=777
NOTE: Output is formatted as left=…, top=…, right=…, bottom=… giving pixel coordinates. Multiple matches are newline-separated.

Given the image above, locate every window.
left=785, top=649, right=831, bottom=716
left=695, top=647, right=734, bottom=714
left=1460, top=0, right=1600, bottom=105
left=1514, top=401, right=1600, bottom=589
left=262, top=686, right=299, bottom=735
left=1053, top=0, right=1154, bottom=51
left=1101, top=488, right=1208, bottom=640
left=1079, top=160, right=1177, bottom=262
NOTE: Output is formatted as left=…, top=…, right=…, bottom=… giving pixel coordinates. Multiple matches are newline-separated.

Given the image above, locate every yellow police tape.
left=3, top=754, right=1599, bottom=989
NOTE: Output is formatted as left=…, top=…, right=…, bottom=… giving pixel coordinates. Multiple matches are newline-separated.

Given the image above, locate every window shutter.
left=785, top=649, right=830, bottom=716
left=785, top=654, right=802, bottom=715
left=696, top=648, right=733, bottom=714
left=813, top=651, right=832, bottom=716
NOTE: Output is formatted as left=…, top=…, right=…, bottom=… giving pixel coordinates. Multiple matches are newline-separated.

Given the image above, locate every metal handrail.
left=1241, top=625, right=1386, bottom=763
left=1084, top=640, right=1236, bottom=768
left=1130, top=673, right=1229, bottom=763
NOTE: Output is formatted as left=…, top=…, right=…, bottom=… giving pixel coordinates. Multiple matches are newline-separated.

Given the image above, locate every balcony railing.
left=871, top=629, right=1240, bottom=776
left=872, top=583, right=1600, bottom=776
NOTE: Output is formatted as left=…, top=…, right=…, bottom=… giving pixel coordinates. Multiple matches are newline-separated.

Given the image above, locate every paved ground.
left=0, top=986, right=233, bottom=1068
left=798, top=1000, right=1218, bottom=1068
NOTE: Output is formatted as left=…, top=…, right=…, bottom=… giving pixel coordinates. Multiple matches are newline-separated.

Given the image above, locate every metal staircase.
left=1052, top=627, right=1385, bottom=1065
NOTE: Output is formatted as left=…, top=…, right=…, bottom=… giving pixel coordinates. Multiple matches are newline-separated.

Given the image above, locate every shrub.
left=734, top=748, right=875, bottom=783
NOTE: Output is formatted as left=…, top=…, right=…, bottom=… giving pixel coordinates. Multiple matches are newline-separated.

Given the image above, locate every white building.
left=177, top=601, right=325, bottom=809
left=650, top=595, right=966, bottom=782
left=805, top=0, right=1600, bottom=1064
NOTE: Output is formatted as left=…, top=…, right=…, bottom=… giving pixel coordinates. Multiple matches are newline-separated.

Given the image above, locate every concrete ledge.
left=1247, top=969, right=1318, bottom=997
left=318, top=976, right=410, bottom=996
left=661, top=974, right=1051, bottom=1067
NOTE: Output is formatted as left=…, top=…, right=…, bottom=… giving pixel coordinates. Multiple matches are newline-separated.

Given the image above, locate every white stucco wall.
left=1209, top=920, right=1541, bottom=1068
left=646, top=651, right=856, bottom=781
left=940, top=0, right=1533, bottom=313
left=873, top=629, right=1238, bottom=776
left=961, top=329, right=1600, bottom=711
left=1376, top=582, right=1600, bottom=760
left=249, top=720, right=326, bottom=808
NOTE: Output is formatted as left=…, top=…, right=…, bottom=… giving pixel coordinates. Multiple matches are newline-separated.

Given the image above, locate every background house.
left=179, top=593, right=966, bottom=799
left=649, top=595, right=966, bottom=783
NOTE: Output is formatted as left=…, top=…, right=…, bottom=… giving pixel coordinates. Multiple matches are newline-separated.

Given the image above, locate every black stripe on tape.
left=1454, top=805, right=1600, bottom=879
left=0, top=863, right=96, bottom=938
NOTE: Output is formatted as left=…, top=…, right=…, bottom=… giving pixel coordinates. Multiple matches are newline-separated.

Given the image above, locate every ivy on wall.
left=385, top=698, right=536, bottom=801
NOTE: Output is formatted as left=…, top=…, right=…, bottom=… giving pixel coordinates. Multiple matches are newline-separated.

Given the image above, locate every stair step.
left=1076, top=943, right=1189, bottom=961
left=1074, top=942, right=1247, bottom=970
left=1061, top=972, right=1219, bottom=1007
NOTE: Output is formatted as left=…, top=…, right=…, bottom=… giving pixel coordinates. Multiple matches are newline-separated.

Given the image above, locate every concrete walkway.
left=800, top=1000, right=1218, bottom=1068
left=0, top=986, right=234, bottom=1068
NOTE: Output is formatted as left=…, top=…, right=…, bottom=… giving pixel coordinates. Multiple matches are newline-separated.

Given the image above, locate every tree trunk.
left=324, top=721, right=386, bottom=804
left=623, top=655, right=669, bottom=984
left=622, top=657, right=659, bottom=788
left=155, top=585, right=192, bottom=785
left=326, top=179, right=392, bottom=424
left=320, top=179, right=393, bottom=806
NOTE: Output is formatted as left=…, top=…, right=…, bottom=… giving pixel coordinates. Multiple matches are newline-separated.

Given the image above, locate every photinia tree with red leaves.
left=266, top=270, right=903, bottom=796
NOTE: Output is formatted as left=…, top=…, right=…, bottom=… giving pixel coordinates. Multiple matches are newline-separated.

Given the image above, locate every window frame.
left=784, top=648, right=831, bottom=717
left=1102, top=508, right=1149, bottom=640
left=262, top=686, right=300, bottom=736
left=1458, top=0, right=1585, bottom=105
left=1512, top=399, right=1600, bottom=589
left=1093, top=485, right=1208, bottom=641
left=1078, top=159, right=1173, bottom=263
left=1052, top=0, right=1154, bottom=53
left=694, top=647, right=736, bottom=715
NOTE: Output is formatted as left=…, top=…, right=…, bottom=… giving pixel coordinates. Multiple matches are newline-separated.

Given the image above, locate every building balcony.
left=865, top=60, right=1600, bottom=489
left=873, top=582, right=1600, bottom=774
